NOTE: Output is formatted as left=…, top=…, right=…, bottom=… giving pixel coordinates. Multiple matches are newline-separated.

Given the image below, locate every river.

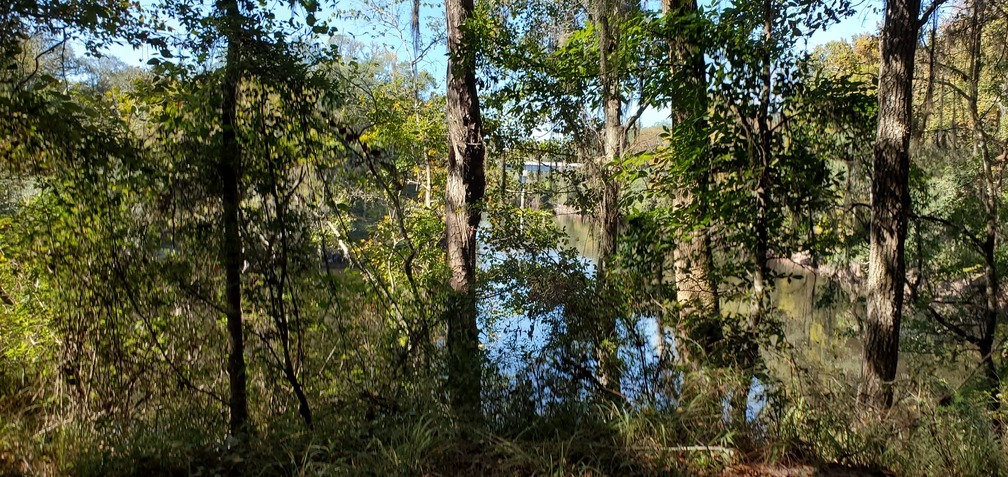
left=477, top=212, right=874, bottom=420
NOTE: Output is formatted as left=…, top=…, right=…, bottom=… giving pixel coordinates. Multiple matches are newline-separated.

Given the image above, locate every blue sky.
left=808, top=0, right=882, bottom=48
left=103, top=0, right=884, bottom=68
left=99, top=0, right=886, bottom=128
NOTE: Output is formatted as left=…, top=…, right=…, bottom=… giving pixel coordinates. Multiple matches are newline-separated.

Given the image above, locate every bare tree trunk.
left=446, top=0, right=486, bottom=417
left=980, top=226, right=1000, bottom=412
left=663, top=0, right=720, bottom=360
left=217, top=0, right=249, bottom=436
left=499, top=151, right=507, bottom=200
left=861, top=0, right=921, bottom=411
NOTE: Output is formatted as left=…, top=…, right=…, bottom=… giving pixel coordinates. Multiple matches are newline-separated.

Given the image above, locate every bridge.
left=519, top=161, right=583, bottom=175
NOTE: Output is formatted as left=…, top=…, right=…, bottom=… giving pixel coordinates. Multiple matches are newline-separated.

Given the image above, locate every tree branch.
left=907, top=279, right=981, bottom=346
left=15, top=35, right=67, bottom=92
left=910, top=212, right=982, bottom=250
left=935, top=77, right=969, bottom=102
left=623, top=102, right=649, bottom=138
left=924, top=302, right=981, bottom=345
left=918, top=0, right=949, bottom=29
left=112, top=264, right=228, bottom=407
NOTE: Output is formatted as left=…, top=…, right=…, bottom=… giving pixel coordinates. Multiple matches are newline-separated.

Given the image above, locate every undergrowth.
left=3, top=367, right=1007, bottom=476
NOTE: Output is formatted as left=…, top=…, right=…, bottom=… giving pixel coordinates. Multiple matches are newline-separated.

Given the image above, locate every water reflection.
left=478, top=213, right=860, bottom=420
left=553, top=213, right=601, bottom=263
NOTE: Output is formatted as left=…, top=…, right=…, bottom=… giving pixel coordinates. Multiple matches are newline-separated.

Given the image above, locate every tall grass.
left=3, top=358, right=1007, bottom=476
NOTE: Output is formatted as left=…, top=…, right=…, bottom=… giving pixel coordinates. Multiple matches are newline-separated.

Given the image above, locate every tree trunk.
left=593, top=0, right=625, bottom=397
left=446, top=0, right=486, bottom=418
left=916, top=18, right=937, bottom=142
left=752, top=0, right=773, bottom=333
left=981, top=233, right=1000, bottom=414
left=663, top=0, right=720, bottom=360
left=279, top=310, right=313, bottom=427
left=596, top=0, right=624, bottom=268
left=425, top=155, right=432, bottom=208
left=217, top=0, right=249, bottom=436
left=966, top=0, right=1000, bottom=418
left=861, top=0, right=921, bottom=411
left=272, top=203, right=313, bottom=428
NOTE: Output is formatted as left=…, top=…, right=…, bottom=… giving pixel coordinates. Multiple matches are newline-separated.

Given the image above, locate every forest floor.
left=724, top=464, right=893, bottom=476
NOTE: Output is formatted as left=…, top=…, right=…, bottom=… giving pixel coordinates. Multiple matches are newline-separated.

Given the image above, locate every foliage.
left=3, top=0, right=1008, bottom=475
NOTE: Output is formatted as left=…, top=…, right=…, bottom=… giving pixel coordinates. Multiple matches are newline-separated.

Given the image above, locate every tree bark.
left=217, top=0, right=249, bottom=435
left=752, top=0, right=774, bottom=332
left=446, top=0, right=486, bottom=417
left=592, top=0, right=625, bottom=397
left=595, top=0, right=624, bottom=268
left=966, top=0, right=1000, bottom=417
left=271, top=189, right=313, bottom=428
left=663, top=0, right=720, bottom=359
left=861, top=0, right=921, bottom=411
left=916, top=18, right=937, bottom=142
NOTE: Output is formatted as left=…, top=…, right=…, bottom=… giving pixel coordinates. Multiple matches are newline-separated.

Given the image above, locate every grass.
left=2, top=365, right=1007, bottom=476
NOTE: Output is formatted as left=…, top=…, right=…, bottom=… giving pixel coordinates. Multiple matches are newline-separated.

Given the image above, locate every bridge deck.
left=517, top=161, right=583, bottom=173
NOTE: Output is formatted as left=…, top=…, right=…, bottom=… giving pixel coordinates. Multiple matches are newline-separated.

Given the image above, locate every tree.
left=215, top=0, right=250, bottom=436
left=135, top=0, right=334, bottom=434
left=860, top=0, right=939, bottom=410
left=960, top=0, right=999, bottom=407
left=591, top=0, right=626, bottom=271
left=751, top=0, right=774, bottom=326
left=652, top=0, right=863, bottom=369
left=0, top=0, right=157, bottom=423
left=904, top=0, right=1007, bottom=419
left=337, top=0, right=446, bottom=207
left=663, top=0, right=720, bottom=353
left=589, top=0, right=632, bottom=397
left=445, top=0, right=486, bottom=416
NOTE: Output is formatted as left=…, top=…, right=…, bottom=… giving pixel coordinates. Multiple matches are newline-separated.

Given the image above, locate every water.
left=477, top=213, right=854, bottom=421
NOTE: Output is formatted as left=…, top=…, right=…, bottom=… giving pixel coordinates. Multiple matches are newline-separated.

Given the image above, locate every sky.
left=102, top=0, right=884, bottom=68
left=97, top=0, right=886, bottom=128
left=632, top=0, right=885, bottom=126
left=808, top=0, right=882, bottom=49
